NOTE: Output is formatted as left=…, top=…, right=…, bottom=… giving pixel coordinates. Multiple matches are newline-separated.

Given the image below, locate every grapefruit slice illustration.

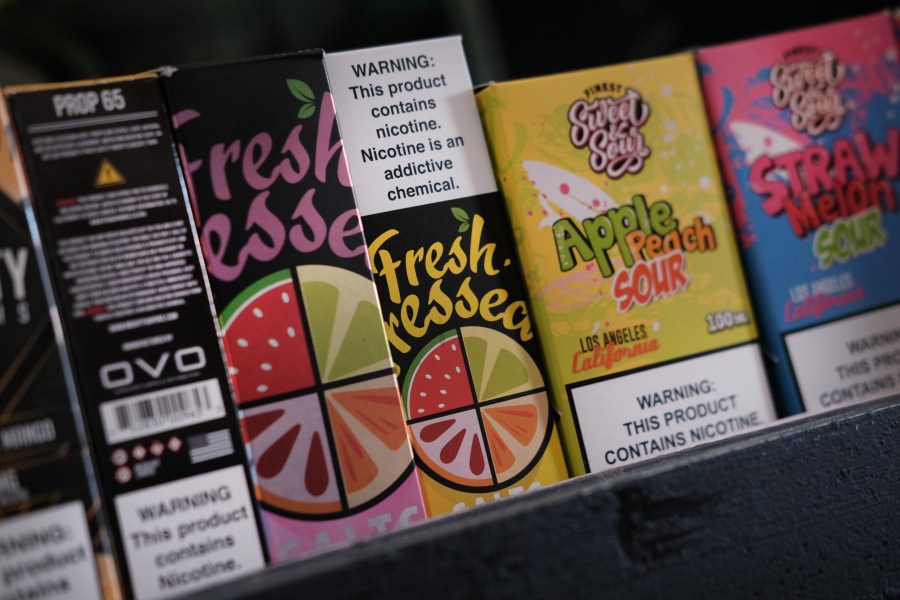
left=241, top=394, right=341, bottom=515
left=409, top=410, right=491, bottom=487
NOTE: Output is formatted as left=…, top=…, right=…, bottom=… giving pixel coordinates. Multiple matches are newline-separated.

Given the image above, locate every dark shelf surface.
left=195, top=397, right=900, bottom=599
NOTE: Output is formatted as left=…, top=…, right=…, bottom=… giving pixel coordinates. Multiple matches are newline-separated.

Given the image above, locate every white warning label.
left=114, top=465, right=264, bottom=600
left=571, top=344, right=775, bottom=472
left=0, top=501, right=102, bottom=600
left=785, top=303, right=900, bottom=414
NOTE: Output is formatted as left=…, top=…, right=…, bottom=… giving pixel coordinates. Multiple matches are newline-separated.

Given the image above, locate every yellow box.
left=326, top=38, right=570, bottom=514
left=478, top=53, right=775, bottom=476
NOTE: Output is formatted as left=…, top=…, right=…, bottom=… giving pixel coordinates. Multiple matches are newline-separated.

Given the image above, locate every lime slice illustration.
left=297, top=264, right=392, bottom=383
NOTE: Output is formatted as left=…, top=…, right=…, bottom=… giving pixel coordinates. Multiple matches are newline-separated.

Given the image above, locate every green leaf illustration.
left=297, top=103, right=316, bottom=119
left=458, top=222, right=470, bottom=233
left=287, top=79, right=315, bottom=103
left=451, top=207, right=470, bottom=224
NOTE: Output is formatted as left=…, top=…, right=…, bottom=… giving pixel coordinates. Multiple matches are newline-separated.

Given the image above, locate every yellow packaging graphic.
left=478, top=53, right=775, bottom=475
left=326, top=37, right=569, bottom=515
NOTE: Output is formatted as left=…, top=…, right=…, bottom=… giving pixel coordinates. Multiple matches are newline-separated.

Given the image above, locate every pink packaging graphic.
left=264, top=475, right=422, bottom=558
left=161, top=51, right=426, bottom=562
left=698, top=12, right=900, bottom=415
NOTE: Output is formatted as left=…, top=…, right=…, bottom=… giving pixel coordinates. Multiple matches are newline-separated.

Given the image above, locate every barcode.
left=101, top=379, right=226, bottom=444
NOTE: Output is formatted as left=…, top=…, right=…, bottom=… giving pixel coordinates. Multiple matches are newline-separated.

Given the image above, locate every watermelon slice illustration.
left=406, top=326, right=551, bottom=491
left=226, top=265, right=412, bottom=516
left=405, top=331, right=475, bottom=418
left=221, top=269, right=315, bottom=404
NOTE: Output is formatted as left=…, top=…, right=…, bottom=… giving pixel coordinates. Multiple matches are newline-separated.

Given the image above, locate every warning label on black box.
left=0, top=501, right=101, bottom=600
left=115, top=466, right=264, bottom=600
left=7, top=77, right=265, bottom=597
left=7, top=78, right=243, bottom=490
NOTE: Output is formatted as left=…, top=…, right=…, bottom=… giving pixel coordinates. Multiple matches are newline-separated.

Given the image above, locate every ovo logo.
left=100, top=346, right=207, bottom=389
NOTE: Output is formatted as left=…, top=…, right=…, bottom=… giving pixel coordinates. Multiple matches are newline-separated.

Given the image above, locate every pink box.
left=698, top=12, right=900, bottom=416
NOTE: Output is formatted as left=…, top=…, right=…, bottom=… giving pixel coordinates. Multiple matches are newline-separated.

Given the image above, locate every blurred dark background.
left=0, top=0, right=892, bottom=86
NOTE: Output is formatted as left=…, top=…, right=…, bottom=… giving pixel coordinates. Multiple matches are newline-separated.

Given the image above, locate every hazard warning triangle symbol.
left=95, top=158, right=126, bottom=187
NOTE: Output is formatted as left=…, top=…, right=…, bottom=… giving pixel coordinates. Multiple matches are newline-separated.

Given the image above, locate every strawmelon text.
left=749, top=130, right=898, bottom=269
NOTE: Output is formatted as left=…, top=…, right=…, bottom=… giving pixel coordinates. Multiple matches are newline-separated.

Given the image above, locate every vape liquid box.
left=2, top=74, right=266, bottom=599
left=477, top=54, right=776, bottom=476
left=326, top=37, right=570, bottom=515
left=161, top=51, right=425, bottom=561
left=0, top=125, right=121, bottom=599
left=697, top=12, right=900, bottom=416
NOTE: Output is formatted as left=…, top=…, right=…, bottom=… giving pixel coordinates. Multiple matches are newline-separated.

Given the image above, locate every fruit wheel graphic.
left=404, top=326, right=552, bottom=491
left=221, top=265, right=413, bottom=517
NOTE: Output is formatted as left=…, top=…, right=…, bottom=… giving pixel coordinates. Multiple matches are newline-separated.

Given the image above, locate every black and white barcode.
left=102, top=379, right=225, bottom=444
left=114, top=386, right=212, bottom=432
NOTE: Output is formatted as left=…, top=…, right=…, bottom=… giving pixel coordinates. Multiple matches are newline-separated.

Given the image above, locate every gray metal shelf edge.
left=196, top=397, right=900, bottom=599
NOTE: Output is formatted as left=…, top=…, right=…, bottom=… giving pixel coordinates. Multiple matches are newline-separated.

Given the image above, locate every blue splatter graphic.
left=713, top=88, right=733, bottom=135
